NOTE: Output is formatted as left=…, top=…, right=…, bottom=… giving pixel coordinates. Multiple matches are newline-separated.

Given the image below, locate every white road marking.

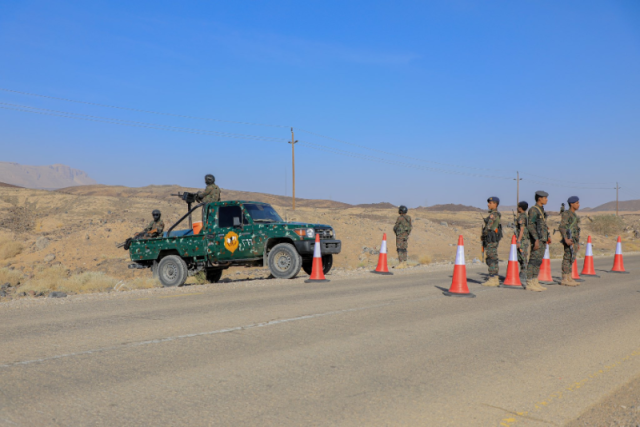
left=0, top=302, right=394, bottom=370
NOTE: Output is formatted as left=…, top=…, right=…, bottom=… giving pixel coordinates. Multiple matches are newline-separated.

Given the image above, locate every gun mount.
left=171, top=192, right=199, bottom=228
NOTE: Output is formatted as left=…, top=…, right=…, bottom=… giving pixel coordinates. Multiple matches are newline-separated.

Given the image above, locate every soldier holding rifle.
left=526, top=191, right=550, bottom=292
left=558, top=196, right=581, bottom=287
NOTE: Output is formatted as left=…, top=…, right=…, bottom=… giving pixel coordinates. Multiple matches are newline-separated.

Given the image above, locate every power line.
left=0, top=103, right=286, bottom=143
left=0, top=88, right=625, bottom=190
left=0, top=102, right=515, bottom=180
left=0, top=87, right=290, bottom=129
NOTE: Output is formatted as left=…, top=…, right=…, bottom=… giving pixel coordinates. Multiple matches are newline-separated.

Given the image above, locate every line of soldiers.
left=481, top=191, right=582, bottom=291
left=139, top=174, right=221, bottom=239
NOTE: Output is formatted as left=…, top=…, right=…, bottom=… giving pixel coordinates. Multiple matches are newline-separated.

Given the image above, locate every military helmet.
left=399, top=205, right=408, bottom=214
left=205, top=174, right=215, bottom=185
left=152, top=209, right=161, bottom=220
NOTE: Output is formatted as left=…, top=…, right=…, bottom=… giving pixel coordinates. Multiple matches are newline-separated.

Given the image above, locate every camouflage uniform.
left=199, top=184, right=221, bottom=204
left=558, top=210, right=581, bottom=274
left=144, top=219, right=165, bottom=237
left=393, top=214, right=412, bottom=262
left=526, top=205, right=548, bottom=279
left=482, top=209, right=501, bottom=275
left=516, top=212, right=530, bottom=272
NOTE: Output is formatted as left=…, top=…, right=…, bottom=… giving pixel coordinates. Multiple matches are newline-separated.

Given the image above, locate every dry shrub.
left=0, top=268, right=22, bottom=286
left=67, top=271, right=119, bottom=293
left=21, top=266, right=117, bottom=294
left=123, top=277, right=161, bottom=290
left=589, top=215, right=624, bottom=236
left=419, top=254, right=432, bottom=265
left=193, top=271, right=207, bottom=285
left=0, top=240, right=23, bottom=260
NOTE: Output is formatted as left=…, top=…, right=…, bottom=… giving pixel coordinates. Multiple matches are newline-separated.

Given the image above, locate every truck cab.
left=128, top=201, right=341, bottom=287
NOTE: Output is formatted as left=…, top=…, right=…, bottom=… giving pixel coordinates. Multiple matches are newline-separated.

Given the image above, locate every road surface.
left=1, top=256, right=639, bottom=426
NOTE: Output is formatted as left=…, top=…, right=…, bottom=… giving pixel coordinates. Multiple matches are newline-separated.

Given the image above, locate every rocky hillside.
left=586, top=200, right=640, bottom=212
left=0, top=162, right=97, bottom=189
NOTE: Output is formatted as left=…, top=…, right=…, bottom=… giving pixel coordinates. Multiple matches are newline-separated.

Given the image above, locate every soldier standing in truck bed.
left=558, top=196, right=581, bottom=287
left=526, top=191, right=550, bottom=292
left=482, top=197, right=502, bottom=287
left=196, top=174, right=221, bottom=203
left=393, top=205, right=412, bottom=268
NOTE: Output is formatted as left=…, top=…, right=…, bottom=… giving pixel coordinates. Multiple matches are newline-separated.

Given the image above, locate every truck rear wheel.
left=205, top=268, right=223, bottom=284
left=268, top=243, right=302, bottom=279
left=157, top=255, right=188, bottom=287
left=302, top=254, right=333, bottom=276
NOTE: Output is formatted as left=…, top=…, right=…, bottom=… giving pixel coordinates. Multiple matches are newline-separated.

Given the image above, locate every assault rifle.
left=479, top=214, right=488, bottom=263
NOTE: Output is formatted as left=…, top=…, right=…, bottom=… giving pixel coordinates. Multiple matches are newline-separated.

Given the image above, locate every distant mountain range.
left=0, top=162, right=97, bottom=189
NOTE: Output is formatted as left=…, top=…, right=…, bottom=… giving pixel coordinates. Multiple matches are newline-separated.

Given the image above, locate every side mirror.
left=233, top=217, right=242, bottom=228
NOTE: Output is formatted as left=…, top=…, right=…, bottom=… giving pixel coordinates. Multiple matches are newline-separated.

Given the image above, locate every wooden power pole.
left=615, top=182, right=621, bottom=216
left=289, top=128, right=298, bottom=210
left=514, top=171, right=522, bottom=207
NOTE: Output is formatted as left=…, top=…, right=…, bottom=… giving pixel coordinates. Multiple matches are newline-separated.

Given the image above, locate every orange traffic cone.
left=538, top=243, right=553, bottom=283
left=571, top=260, right=584, bottom=282
left=611, top=236, right=629, bottom=274
left=581, top=236, right=598, bottom=276
left=372, top=233, right=393, bottom=275
left=304, top=235, right=330, bottom=283
left=443, top=236, right=475, bottom=298
left=500, top=235, right=523, bottom=289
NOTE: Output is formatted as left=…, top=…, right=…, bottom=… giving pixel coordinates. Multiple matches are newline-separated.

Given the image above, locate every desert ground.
left=0, top=184, right=639, bottom=298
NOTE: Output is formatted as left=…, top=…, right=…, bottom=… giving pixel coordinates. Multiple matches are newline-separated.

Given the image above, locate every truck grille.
left=315, top=228, right=334, bottom=239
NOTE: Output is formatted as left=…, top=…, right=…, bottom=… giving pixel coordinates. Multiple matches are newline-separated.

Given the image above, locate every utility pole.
left=514, top=171, right=522, bottom=207
left=615, top=182, right=621, bottom=216
left=289, top=128, right=298, bottom=210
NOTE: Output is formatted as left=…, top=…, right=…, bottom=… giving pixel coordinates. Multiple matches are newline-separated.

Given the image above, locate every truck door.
left=214, top=205, right=254, bottom=261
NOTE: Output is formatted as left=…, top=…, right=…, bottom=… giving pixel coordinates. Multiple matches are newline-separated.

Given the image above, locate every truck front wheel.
left=302, top=254, right=333, bottom=276
left=157, top=255, right=188, bottom=287
left=268, top=243, right=302, bottom=279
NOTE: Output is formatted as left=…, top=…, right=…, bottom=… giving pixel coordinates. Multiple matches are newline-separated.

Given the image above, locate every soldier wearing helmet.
left=393, top=205, right=412, bottom=268
left=143, top=209, right=164, bottom=238
left=196, top=174, right=221, bottom=204
left=482, top=197, right=503, bottom=287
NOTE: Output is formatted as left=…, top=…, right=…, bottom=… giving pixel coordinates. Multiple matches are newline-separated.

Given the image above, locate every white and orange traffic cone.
left=571, top=259, right=584, bottom=282
left=372, top=233, right=393, bottom=275
left=538, top=243, right=553, bottom=283
left=304, top=235, right=330, bottom=283
left=443, top=236, right=475, bottom=298
left=499, top=235, right=523, bottom=289
left=581, top=236, right=599, bottom=277
left=610, top=236, right=629, bottom=274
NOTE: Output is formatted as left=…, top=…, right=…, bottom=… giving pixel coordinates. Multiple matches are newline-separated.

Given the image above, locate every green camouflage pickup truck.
left=127, top=199, right=341, bottom=287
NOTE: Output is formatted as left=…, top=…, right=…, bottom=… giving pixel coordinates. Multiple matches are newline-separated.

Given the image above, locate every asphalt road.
left=1, top=256, right=640, bottom=426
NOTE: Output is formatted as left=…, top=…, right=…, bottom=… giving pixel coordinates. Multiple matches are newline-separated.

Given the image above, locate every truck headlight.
left=306, top=228, right=315, bottom=239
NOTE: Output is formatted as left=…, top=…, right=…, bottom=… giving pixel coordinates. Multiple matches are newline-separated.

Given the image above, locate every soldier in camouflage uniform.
left=515, top=201, right=530, bottom=287
left=393, top=205, right=412, bottom=268
left=143, top=210, right=164, bottom=238
left=196, top=174, right=221, bottom=204
left=482, top=197, right=502, bottom=287
left=558, top=196, right=581, bottom=287
left=526, top=191, right=550, bottom=292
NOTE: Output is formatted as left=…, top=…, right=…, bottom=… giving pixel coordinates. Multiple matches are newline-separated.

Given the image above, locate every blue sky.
left=1, top=0, right=639, bottom=208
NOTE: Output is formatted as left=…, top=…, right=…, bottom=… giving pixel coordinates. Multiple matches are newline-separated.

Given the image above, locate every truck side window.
left=219, top=206, right=243, bottom=228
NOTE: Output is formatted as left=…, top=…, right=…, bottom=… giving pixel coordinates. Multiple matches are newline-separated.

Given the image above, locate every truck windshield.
left=244, top=204, right=283, bottom=223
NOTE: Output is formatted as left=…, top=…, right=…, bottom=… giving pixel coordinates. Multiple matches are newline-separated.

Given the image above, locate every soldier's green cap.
left=535, top=191, right=549, bottom=198
left=487, top=197, right=500, bottom=204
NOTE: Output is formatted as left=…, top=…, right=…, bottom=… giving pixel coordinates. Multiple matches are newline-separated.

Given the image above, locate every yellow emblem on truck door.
left=224, top=231, right=239, bottom=253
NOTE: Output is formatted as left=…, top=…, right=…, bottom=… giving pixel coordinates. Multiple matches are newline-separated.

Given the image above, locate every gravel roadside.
left=567, top=373, right=640, bottom=426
